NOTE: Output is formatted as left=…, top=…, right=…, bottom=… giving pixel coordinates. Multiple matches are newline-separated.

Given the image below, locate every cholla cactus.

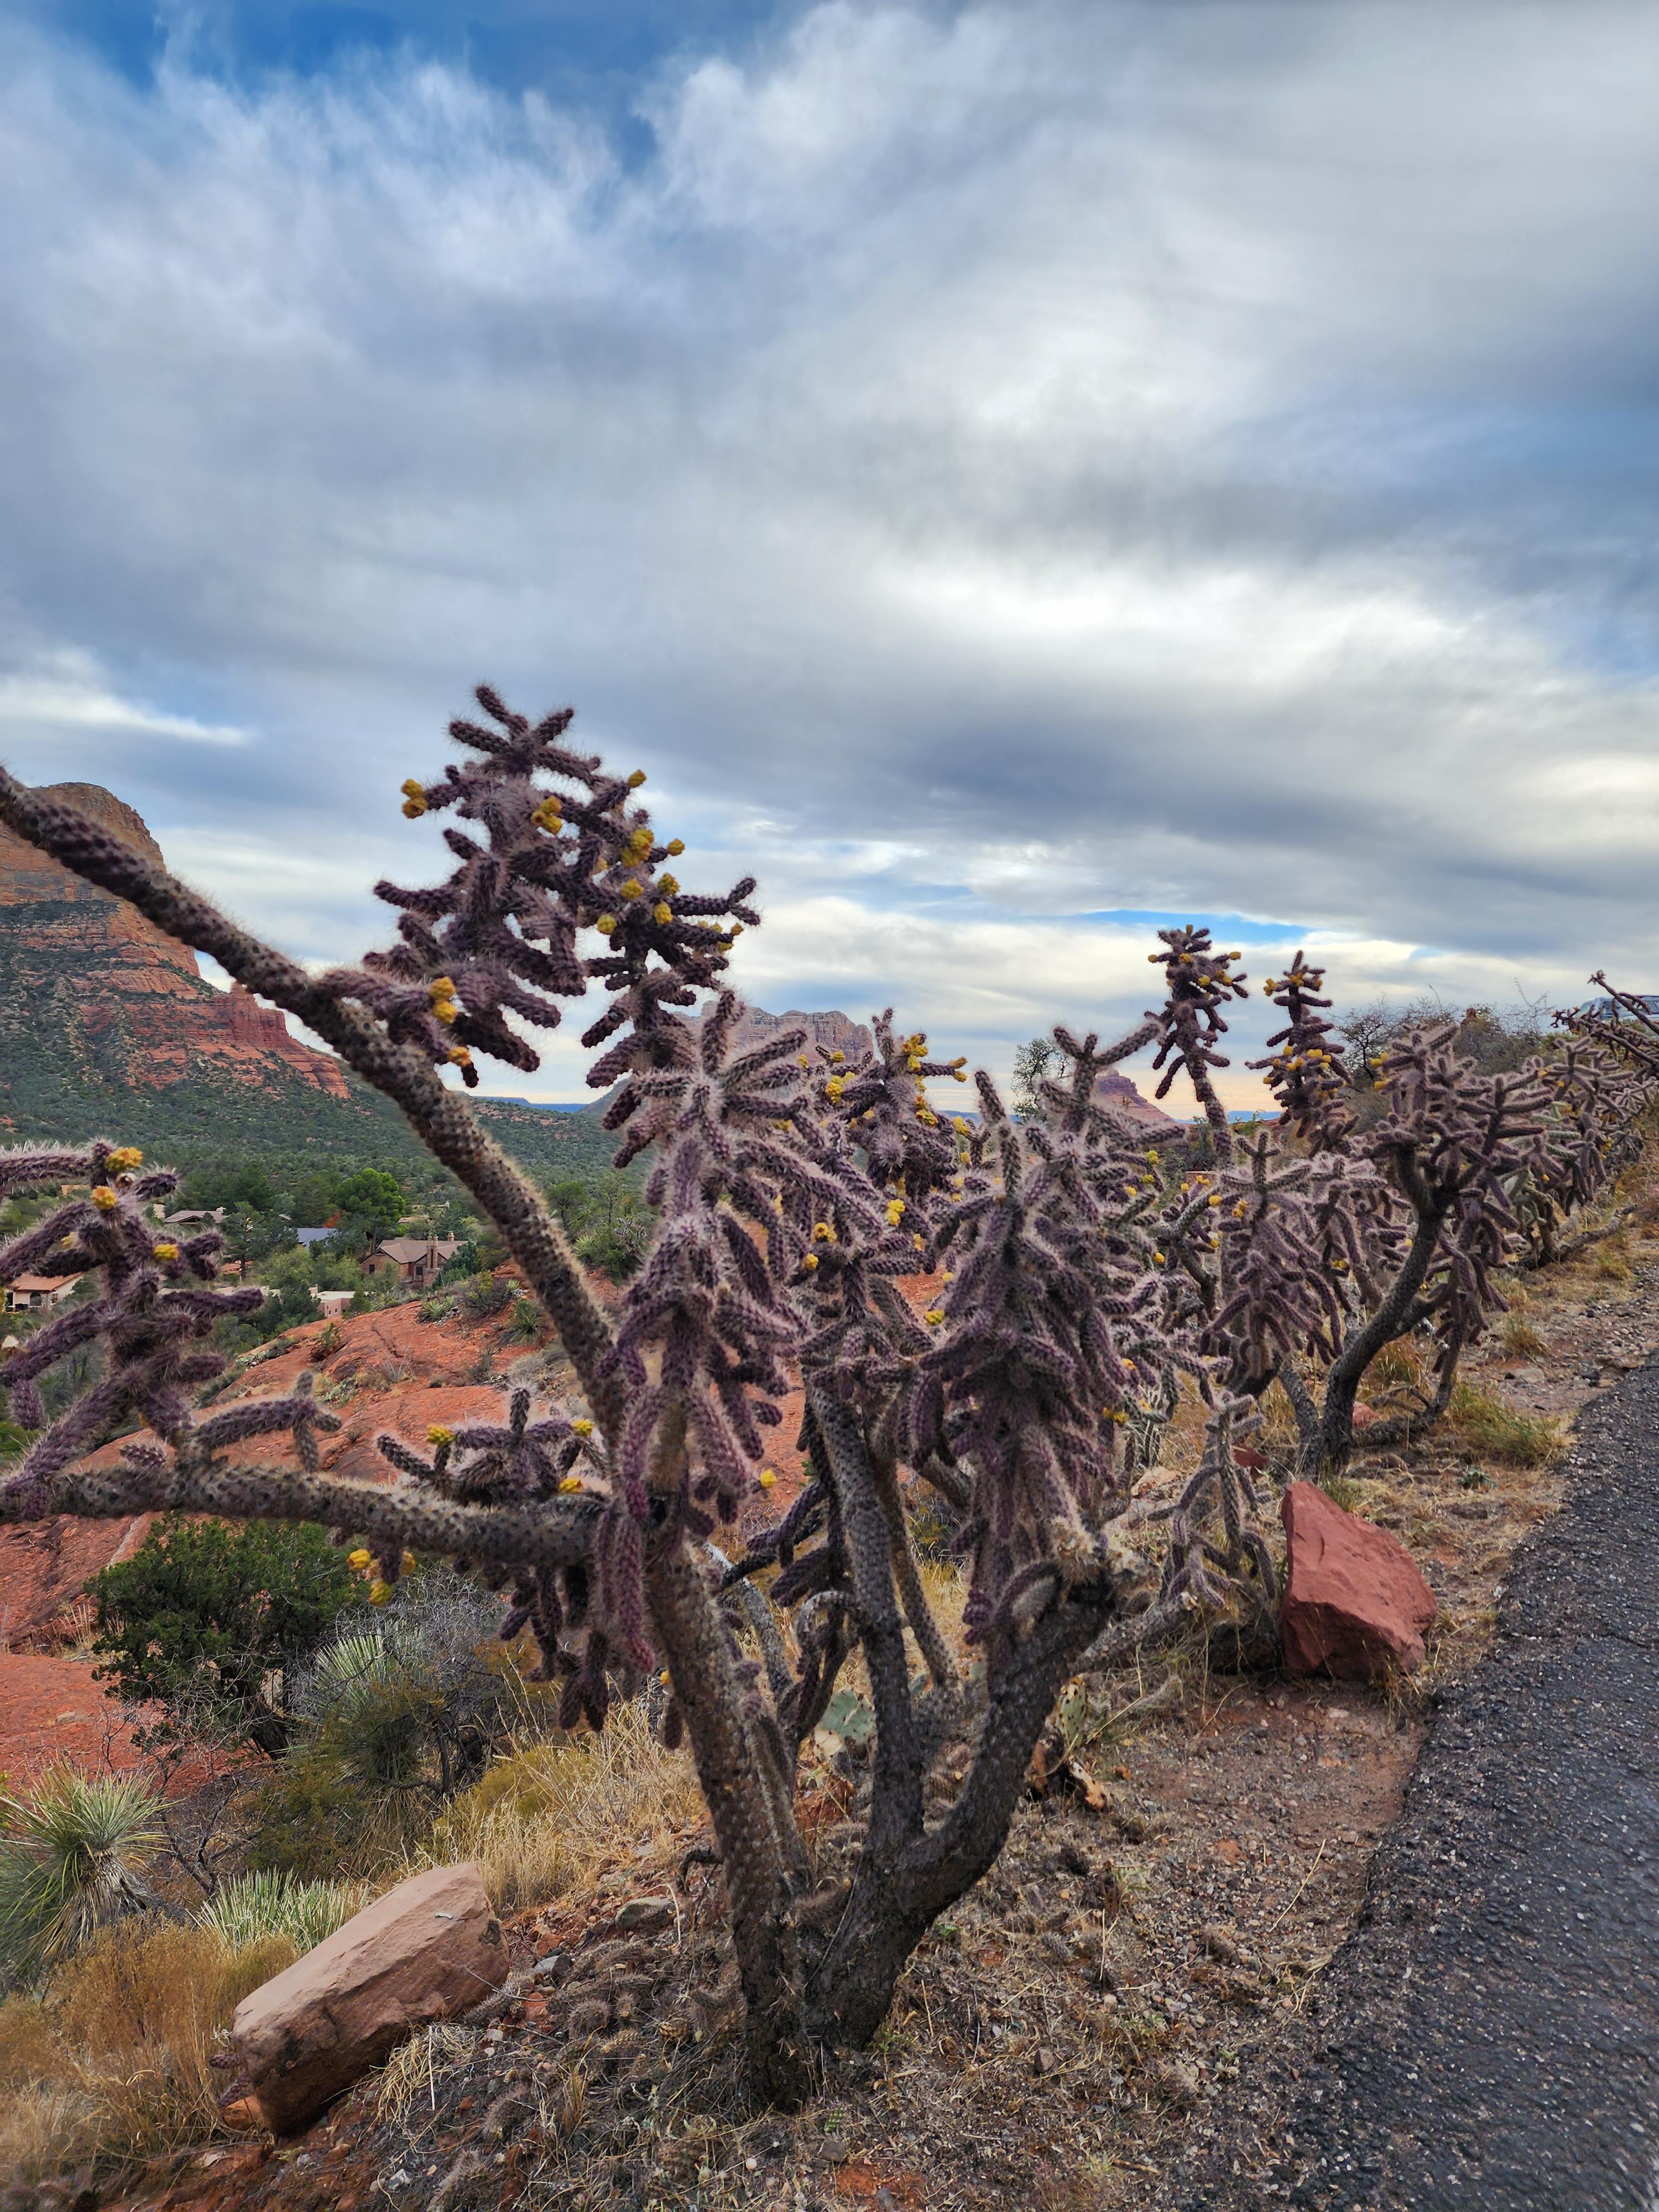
left=0, top=702, right=1644, bottom=2100
left=1250, top=952, right=1354, bottom=1147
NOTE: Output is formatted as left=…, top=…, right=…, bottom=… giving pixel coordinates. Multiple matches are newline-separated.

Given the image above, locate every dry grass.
left=0, top=1918, right=288, bottom=2184
left=1445, top=1383, right=1564, bottom=1468
left=1501, top=1311, right=1548, bottom=1359
left=415, top=1704, right=704, bottom=1916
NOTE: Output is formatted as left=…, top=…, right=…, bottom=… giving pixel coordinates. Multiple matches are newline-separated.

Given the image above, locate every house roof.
left=374, top=1238, right=462, bottom=1265
left=11, top=1274, right=84, bottom=1294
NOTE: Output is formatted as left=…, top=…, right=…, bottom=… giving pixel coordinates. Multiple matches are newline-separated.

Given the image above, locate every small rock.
left=532, top=1951, right=571, bottom=1983
left=1033, top=2044, right=1059, bottom=2076
left=611, top=1895, right=674, bottom=1936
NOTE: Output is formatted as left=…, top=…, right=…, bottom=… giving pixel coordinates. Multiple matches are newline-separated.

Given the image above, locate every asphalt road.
left=1190, top=1356, right=1659, bottom=2211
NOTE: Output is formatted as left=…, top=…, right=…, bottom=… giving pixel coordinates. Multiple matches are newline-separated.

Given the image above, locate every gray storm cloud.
left=2, top=0, right=1658, bottom=1096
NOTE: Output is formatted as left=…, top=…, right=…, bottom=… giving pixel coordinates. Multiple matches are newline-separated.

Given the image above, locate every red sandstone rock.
left=1279, top=1479, right=1437, bottom=1679
left=233, top=1863, right=509, bottom=2132
left=0, top=780, right=348, bottom=1099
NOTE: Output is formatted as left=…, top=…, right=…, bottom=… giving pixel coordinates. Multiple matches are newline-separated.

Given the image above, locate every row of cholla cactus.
left=0, top=695, right=1648, bottom=2100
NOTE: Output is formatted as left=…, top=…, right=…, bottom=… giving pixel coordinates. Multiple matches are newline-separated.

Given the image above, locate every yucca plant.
left=0, top=1768, right=161, bottom=1986
left=198, top=1869, right=362, bottom=1955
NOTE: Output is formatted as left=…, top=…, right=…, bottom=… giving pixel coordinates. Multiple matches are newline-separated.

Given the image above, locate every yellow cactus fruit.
left=401, top=1551, right=417, bottom=1574
left=885, top=1198, right=906, bottom=1224
left=758, top=1468, right=778, bottom=1489
left=666, top=838, right=685, bottom=855
left=620, top=878, right=643, bottom=899
left=447, top=1046, right=472, bottom=1067
left=108, top=1147, right=143, bottom=1170
left=369, top=1581, right=393, bottom=1605
left=571, top=1417, right=594, bottom=1437
left=596, top=915, right=617, bottom=936
left=348, top=1548, right=372, bottom=1571
left=653, top=902, right=673, bottom=926
left=91, top=1186, right=118, bottom=1212
left=801, top=1254, right=819, bottom=1272
left=627, top=769, right=646, bottom=787
left=924, top=1308, right=945, bottom=1326
left=152, top=1243, right=179, bottom=1262
left=427, top=1425, right=454, bottom=1448
left=559, top=1475, right=585, bottom=1494
left=812, top=1221, right=837, bottom=1243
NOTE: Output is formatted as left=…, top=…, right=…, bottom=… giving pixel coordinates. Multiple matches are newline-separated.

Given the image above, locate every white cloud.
left=2, top=0, right=1658, bottom=1098
left=0, top=657, right=246, bottom=745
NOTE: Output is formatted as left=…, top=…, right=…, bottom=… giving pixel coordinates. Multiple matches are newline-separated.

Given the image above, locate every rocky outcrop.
left=1279, top=1480, right=1438, bottom=1678
left=232, top=1863, right=509, bottom=2131
left=1094, top=1067, right=1180, bottom=1133
left=692, top=1002, right=874, bottom=1062
left=0, top=780, right=348, bottom=1109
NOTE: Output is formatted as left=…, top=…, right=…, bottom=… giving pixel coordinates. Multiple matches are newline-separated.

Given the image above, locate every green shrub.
left=0, top=1769, right=161, bottom=1987
left=463, top=1273, right=512, bottom=1319
left=249, top=1580, right=536, bottom=1877
left=89, top=1515, right=363, bottom=1751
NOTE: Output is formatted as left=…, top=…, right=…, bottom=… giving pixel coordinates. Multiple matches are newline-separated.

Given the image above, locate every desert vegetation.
left=0, top=690, right=1651, bottom=2123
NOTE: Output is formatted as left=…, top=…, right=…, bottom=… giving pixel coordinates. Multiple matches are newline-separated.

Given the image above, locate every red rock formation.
left=1094, top=1067, right=1180, bottom=1134
left=0, top=780, right=348, bottom=1100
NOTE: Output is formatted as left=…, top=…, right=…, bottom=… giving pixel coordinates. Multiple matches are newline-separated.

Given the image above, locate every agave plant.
left=0, top=1767, right=162, bottom=1984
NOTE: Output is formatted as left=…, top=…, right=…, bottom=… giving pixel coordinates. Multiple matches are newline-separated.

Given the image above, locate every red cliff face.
left=0, top=781, right=349, bottom=1100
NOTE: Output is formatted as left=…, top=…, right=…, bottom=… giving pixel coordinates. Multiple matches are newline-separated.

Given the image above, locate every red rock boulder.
left=1279, top=1480, right=1437, bottom=1679
left=232, top=1863, right=508, bottom=2132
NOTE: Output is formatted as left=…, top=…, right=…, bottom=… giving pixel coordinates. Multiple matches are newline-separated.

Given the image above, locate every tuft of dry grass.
left=1446, top=1383, right=1564, bottom=1469
left=416, top=1704, right=704, bottom=1915
left=1501, top=1311, right=1547, bottom=1359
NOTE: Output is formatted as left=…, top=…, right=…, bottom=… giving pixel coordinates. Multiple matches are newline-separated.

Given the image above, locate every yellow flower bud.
left=812, top=1222, right=837, bottom=1243
left=912, top=1233, right=924, bottom=1250
left=885, top=1199, right=906, bottom=1224
left=830, top=1050, right=845, bottom=1063
left=653, top=902, right=673, bottom=926
left=348, top=1548, right=371, bottom=1571
left=666, top=838, right=685, bottom=855
left=627, top=769, right=646, bottom=787
left=401, top=1551, right=417, bottom=1574
left=447, top=1046, right=471, bottom=1067
left=620, top=878, right=643, bottom=899
left=571, top=1417, right=594, bottom=1437
left=596, top=915, right=617, bottom=936
left=401, top=798, right=426, bottom=818
left=660, top=1669, right=671, bottom=1685
left=369, top=1581, right=393, bottom=1605
left=924, top=1308, right=945, bottom=1326
left=401, top=778, right=425, bottom=800
left=152, top=1243, right=179, bottom=1262
left=559, top=1475, right=584, bottom=1494
left=91, top=1186, right=118, bottom=1212
left=801, top=1254, right=819, bottom=1272
left=427, top=1425, right=454, bottom=1447
left=758, top=1469, right=778, bottom=1489
left=658, top=874, right=679, bottom=895
left=108, top=1147, right=143, bottom=1170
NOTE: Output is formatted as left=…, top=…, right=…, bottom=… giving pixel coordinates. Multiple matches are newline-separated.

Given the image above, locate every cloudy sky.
left=3, top=0, right=1657, bottom=1109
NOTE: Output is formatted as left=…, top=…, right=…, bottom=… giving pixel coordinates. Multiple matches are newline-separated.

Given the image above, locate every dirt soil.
left=34, top=1193, right=1659, bottom=2212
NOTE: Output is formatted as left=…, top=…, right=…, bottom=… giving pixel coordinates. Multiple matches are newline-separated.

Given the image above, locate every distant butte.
left=0, top=781, right=349, bottom=1104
